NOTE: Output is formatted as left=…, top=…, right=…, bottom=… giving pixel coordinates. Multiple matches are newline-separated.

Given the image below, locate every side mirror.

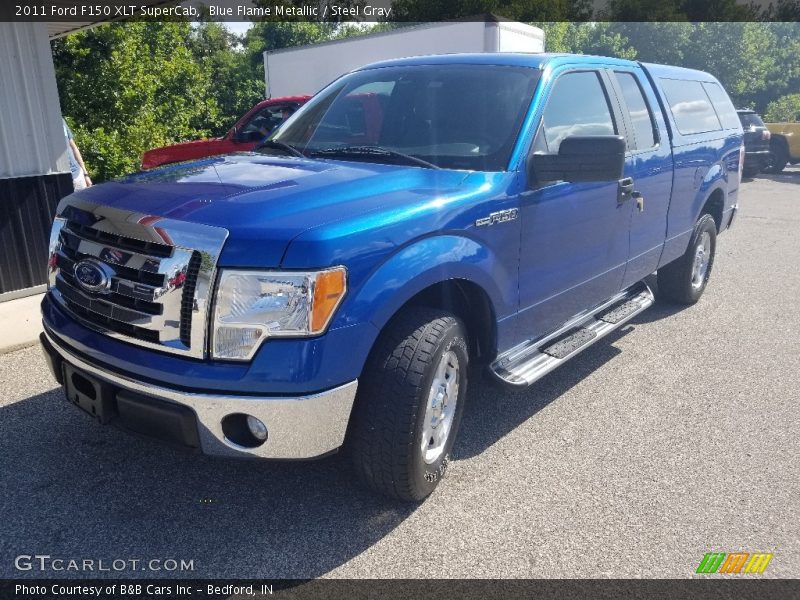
left=528, top=135, right=626, bottom=185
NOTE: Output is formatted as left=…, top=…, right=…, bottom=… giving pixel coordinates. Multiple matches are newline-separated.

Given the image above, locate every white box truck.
left=263, top=20, right=545, bottom=98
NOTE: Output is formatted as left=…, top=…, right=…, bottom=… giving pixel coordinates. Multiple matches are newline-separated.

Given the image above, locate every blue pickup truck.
left=41, top=53, right=743, bottom=501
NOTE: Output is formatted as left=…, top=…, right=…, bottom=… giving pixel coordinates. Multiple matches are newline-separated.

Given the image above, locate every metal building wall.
left=0, top=22, right=72, bottom=297
left=0, top=22, right=69, bottom=178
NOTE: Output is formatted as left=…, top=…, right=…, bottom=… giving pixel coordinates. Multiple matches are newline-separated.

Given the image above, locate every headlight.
left=211, top=267, right=347, bottom=360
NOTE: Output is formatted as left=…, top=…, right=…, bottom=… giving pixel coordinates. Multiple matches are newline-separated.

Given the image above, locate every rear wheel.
left=763, top=143, right=788, bottom=174
left=657, top=214, right=717, bottom=305
left=349, top=307, right=469, bottom=502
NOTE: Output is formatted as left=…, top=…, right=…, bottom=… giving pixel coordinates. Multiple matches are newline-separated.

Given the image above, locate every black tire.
left=657, top=214, right=717, bottom=305
left=349, top=307, right=469, bottom=502
left=763, top=143, right=788, bottom=174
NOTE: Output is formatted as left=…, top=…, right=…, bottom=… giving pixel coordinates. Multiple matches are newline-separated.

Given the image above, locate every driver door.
left=517, top=69, right=632, bottom=340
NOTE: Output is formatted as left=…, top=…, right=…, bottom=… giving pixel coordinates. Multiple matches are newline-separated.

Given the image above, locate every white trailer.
left=263, top=20, right=545, bottom=98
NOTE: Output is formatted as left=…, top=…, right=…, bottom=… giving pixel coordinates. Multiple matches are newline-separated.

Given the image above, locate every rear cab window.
left=659, top=78, right=721, bottom=136
left=703, top=83, right=741, bottom=130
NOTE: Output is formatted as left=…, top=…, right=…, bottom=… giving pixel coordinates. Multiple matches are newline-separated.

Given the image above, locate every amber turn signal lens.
left=311, top=268, right=347, bottom=332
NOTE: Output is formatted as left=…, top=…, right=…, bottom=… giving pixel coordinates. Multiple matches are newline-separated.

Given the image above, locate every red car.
left=140, top=95, right=311, bottom=170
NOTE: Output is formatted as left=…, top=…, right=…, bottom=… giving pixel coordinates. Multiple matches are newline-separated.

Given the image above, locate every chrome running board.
left=490, top=282, right=655, bottom=388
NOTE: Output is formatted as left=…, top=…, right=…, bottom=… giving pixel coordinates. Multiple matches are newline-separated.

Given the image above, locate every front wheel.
left=349, top=307, right=469, bottom=501
left=657, top=214, right=717, bottom=305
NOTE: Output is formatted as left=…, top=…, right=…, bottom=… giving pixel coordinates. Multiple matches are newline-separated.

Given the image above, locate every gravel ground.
left=1, top=167, right=798, bottom=579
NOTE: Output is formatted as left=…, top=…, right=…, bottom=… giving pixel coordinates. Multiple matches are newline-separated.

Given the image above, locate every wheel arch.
left=700, top=187, right=725, bottom=232
left=345, top=235, right=511, bottom=368
left=399, top=279, right=497, bottom=363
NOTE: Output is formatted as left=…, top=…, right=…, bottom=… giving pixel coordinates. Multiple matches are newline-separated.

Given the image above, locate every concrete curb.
left=0, top=340, right=41, bottom=356
left=0, top=293, right=44, bottom=355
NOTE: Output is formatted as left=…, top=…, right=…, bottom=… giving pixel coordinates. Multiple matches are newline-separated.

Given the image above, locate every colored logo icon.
left=696, top=552, right=773, bottom=574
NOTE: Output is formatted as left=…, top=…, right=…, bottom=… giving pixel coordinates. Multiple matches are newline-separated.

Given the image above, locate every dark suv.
left=737, top=109, right=771, bottom=177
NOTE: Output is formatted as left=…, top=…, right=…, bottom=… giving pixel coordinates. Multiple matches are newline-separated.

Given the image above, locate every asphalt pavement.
left=1, top=167, right=798, bottom=579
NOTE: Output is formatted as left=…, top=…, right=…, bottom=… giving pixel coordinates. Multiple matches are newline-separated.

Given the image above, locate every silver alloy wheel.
left=691, top=231, right=712, bottom=290
left=420, top=350, right=460, bottom=464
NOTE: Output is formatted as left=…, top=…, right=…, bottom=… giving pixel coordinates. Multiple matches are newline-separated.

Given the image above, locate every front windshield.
left=268, top=64, right=541, bottom=171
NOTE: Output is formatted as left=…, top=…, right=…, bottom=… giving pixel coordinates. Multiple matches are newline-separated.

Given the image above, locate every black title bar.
left=3, top=579, right=800, bottom=600
left=1, top=0, right=799, bottom=23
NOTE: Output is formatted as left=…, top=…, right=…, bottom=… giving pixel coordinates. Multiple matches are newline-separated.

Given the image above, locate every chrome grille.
left=47, top=199, right=228, bottom=359
left=179, top=251, right=202, bottom=347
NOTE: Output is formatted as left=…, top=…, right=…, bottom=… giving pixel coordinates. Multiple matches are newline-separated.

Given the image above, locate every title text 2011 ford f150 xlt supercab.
left=41, top=54, right=744, bottom=501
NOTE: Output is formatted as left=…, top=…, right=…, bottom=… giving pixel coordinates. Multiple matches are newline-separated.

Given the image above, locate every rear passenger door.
left=518, top=69, right=630, bottom=340
left=606, top=68, right=674, bottom=287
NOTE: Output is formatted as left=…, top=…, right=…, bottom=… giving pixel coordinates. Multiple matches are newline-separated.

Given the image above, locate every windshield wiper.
left=256, top=139, right=305, bottom=158
left=308, top=145, right=441, bottom=169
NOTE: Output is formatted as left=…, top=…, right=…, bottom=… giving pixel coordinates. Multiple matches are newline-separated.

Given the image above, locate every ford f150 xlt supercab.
left=41, top=54, right=744, bottom=501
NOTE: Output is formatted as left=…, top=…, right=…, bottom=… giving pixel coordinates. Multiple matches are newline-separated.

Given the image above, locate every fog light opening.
left=221, top=413, right=268, bottom=448
left=246, top=415, right=268, bottom=441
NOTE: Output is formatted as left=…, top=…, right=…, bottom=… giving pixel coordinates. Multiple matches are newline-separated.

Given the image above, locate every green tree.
left=52, top=22, right=219, bottom=181
left=600, top=0, right=688, bottom=21
left=607, top=22, right=692, bottom=64
left=571, top=22, right=637, bottom=58
left=601, top=0, right=756, bottom=20
left=190, top=22, right=263, bottom=136
left=764, top=94, right=800, bottom=122
left=682, top=23, right=780, bottom=108
left=390, top=0, right=591, bottom=21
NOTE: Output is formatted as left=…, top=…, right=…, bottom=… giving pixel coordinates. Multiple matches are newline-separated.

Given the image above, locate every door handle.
left=618, top=177, right=635, bottom=205
left=632, top=190, right=644, bottom=212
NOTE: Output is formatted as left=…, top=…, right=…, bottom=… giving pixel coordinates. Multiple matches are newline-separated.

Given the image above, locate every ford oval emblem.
left=73, top=259, right=113, bottom=293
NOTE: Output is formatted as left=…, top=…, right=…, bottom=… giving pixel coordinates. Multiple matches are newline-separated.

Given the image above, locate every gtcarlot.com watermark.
left=14, top=554, right=194, bottom=572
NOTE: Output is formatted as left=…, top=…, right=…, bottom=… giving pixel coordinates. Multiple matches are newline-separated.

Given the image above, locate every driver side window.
left=536, top=71, right=617, bottom=153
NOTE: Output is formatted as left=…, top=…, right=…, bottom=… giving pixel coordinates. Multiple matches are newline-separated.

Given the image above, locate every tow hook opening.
left=221, top=413, right=268, bottom=448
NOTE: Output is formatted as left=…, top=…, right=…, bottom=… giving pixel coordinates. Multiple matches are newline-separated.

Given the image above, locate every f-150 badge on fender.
left=476, top=208, right=519, bottom=227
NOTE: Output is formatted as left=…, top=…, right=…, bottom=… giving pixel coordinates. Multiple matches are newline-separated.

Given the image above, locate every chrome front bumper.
left=42, top=329, right=358, bottom=460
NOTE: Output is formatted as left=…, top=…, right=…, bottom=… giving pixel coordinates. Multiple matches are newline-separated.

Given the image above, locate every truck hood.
left=70, top=154, right=472, bottom=267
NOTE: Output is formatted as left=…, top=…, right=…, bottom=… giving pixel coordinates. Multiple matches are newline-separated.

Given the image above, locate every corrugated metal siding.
left=0, top=22, right=69, bottom=178
left=0, top=173, right=72, bottom=294
left=48, top=22, right=98, bottom=40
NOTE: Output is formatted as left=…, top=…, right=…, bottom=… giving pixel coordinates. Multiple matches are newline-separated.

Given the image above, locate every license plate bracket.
left=62, top=363, right=116, bottom=424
